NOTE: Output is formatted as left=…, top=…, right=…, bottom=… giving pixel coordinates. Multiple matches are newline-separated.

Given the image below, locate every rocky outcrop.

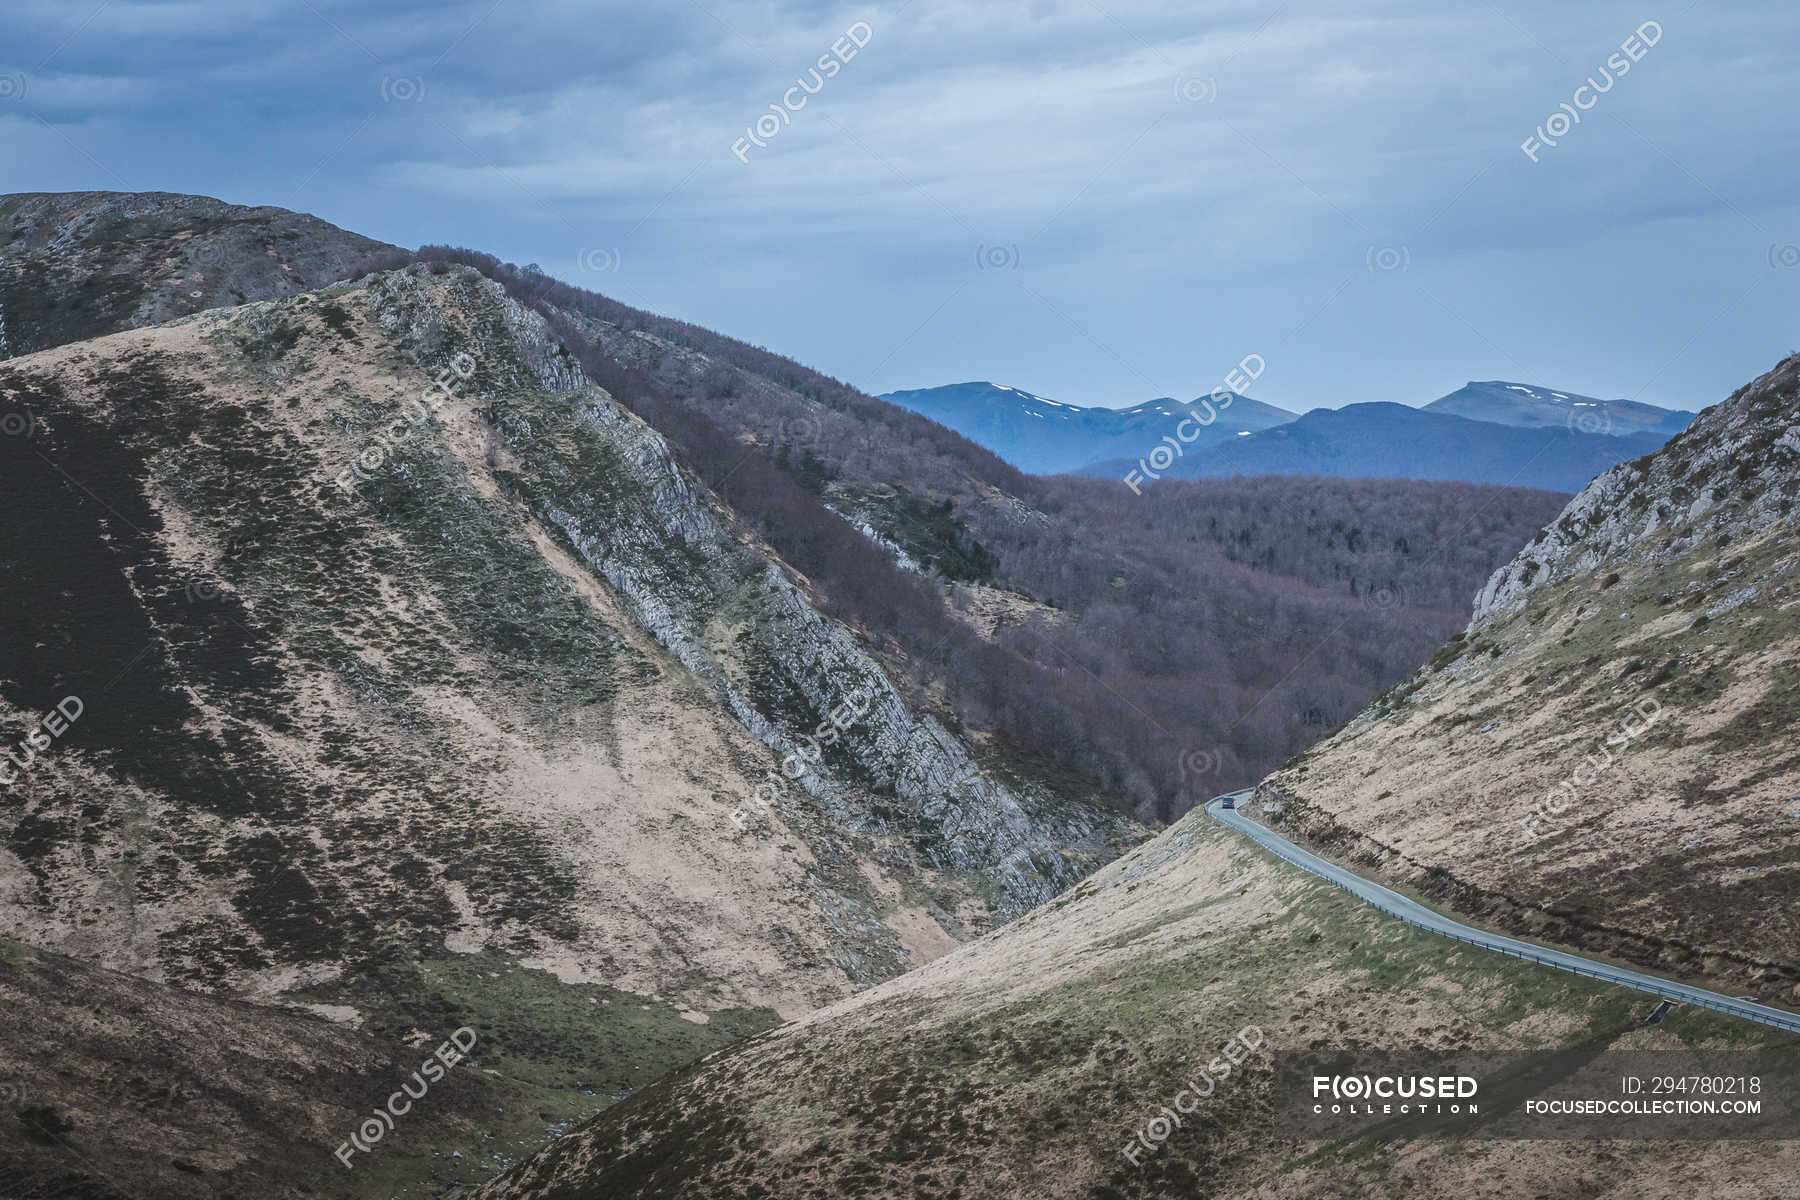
left=364, top=266, right=1138, bottom=916
left=1472, top=355, right=1800, bottom=624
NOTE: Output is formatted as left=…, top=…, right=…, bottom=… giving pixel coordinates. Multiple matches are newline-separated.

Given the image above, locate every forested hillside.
left=0, top=200, right=1572, bottom=823
left=404, top=248, right=1567, bottom=819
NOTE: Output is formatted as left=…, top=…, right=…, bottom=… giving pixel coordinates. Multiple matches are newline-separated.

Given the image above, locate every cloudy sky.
left=6, top=0, right=1798, bottom=410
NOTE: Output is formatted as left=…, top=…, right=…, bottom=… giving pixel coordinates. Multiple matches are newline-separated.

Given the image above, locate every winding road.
left=1205, top=790, right=1800, bottom=1036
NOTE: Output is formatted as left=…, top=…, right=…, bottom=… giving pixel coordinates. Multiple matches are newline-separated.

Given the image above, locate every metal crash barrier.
left=1206, top=794, right=1800, bottom=1036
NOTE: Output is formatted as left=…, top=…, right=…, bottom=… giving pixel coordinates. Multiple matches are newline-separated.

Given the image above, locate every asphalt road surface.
left=1206, top=790, right=1800, bottom=1035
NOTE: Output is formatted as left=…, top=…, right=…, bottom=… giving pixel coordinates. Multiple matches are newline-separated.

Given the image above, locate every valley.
left=0, top=190, right=1791, bottom=1200
left=4, top=4, right=1790, bottom=1196
left=468, top=345, right=1800, bottom=1199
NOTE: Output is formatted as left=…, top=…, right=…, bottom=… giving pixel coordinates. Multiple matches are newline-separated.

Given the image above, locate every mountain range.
left=1093, top=401, right=1672, bottom=493
left=2, top=190, right=1788, bottom=1199
left=884, top=377, right=1697, bottom=491
left=877, top=380, right=1297, bottom=473
left=1425, top=379, right=1696, bottom=435
left=0, top=191, right=1563, bottom=1196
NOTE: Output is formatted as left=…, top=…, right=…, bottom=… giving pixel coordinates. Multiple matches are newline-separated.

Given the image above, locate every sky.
left=4, top=0, right=1798, bottom=411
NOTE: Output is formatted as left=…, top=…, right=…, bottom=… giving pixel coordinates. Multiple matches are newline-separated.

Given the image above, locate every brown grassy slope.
left=0, top=191, right=398, bottom=358
left=0, top=278, right=892, bottom=1017
left=469, top=806, right=1800, bottom=1200
left=0, top=265, right=1143, bottom=1174
left=0, top=935, right=551, bottom=1200
left=1254, top=353, right=1800, bottom=1003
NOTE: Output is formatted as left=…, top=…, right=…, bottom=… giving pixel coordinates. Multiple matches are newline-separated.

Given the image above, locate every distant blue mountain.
left=1081, top=402, right=1671, bottom=493
left=1424, top=380, right=1695, bottom=437
left=877, top=381, right=1297, bottom=474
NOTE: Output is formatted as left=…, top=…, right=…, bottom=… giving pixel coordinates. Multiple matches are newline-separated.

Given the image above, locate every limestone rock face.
left=364, top=267, right=1138, bottom=917
left=1472, top=356, right=1800, bottom=626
